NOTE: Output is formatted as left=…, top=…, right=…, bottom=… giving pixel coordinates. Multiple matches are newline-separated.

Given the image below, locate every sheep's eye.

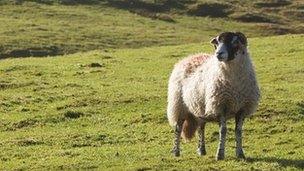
left=230, top=36, right=239, bottom=45
left=232, top=42, right=238, bottom=47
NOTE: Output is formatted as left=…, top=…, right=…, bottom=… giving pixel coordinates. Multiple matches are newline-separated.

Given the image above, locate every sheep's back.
left=168, top=53, right=211, bottom=89
left=178, top=53, right=211, bottom=77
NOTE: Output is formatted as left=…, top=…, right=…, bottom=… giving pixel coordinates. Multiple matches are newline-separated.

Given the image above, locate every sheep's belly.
left=182, top=81, right=205, bottom=117
left=183, top=88, right=244, bottom=121
left=209, top=92, right=243, bottom=118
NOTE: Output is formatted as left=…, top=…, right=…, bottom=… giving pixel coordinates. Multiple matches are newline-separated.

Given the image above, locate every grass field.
left=0, top=0, right=304, bottom=170
left=0, top=2, right=263, bottom=57
left=0, top=0, right=303, bottom=58
left=0, top=34, right=303, bottom=170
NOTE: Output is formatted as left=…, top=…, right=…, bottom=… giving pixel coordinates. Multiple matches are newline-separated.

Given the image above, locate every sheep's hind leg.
left=197, top=122, right=206, bottom=156
left=235, top=113, right=245, bottom=159
left=216, top=115, right=227, bottom=160
left=172, top=120, right=183, bottom=157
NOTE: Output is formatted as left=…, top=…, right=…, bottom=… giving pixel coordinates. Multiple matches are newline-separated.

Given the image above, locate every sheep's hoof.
left=216, top=149, right=225, bottom=160
left=236, top=150, right=246, bottom=159
left=197, top=148, right=206, bottom=156
left=172, top=148, right=180, bottom=157
left=173, top=151, right=180, bottom=157
left=216, top=154, right=225, bottom=161
left=237, top=154, right=246, bottom=159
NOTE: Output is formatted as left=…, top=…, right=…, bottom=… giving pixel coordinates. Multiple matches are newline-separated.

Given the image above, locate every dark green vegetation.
left=0, top=34, right=304, bottom=170
left=0, top=0, right=303, bottom=58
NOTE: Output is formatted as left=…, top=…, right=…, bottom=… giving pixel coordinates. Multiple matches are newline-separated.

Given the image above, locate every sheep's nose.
left=216, top=52, right=224, bottom=60
left=216, top=52, right=224, bottom=56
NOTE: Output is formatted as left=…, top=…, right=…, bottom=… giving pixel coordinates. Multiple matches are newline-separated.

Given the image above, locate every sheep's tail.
left=181, top=113, right=198, bottom=141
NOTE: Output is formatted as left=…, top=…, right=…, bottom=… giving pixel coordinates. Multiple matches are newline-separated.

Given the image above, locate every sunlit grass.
left=0, top=34, right=303, bottom=170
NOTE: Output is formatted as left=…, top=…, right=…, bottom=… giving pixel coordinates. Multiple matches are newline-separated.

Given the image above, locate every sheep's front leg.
left=197, top=122, right=206, bottom=156
left=235, top=113, right=245, bottom=159
left=216, top=115, right=227, bottom=160
left=172, top=121, right=183, bottom=157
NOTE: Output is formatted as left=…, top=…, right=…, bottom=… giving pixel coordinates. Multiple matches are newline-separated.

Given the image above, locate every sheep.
left=167, top=32, right=260, bottom=160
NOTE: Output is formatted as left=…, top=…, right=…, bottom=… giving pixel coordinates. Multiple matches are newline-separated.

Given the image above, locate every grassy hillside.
left=0, top=0, right=303, bottom=58
left=0, top=34, right=303, bottom=170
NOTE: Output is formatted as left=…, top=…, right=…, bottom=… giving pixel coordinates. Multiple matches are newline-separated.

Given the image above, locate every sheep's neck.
left=218, top=53, right=251, bottom=81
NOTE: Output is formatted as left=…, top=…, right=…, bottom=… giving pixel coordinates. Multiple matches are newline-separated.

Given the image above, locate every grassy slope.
left=0, top=34, right=303, bottom=170
left=0, top=1, right=300, bottom=57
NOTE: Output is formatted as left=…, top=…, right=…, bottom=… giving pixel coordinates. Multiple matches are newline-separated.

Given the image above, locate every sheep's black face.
left=210, top=32, right=247, bottom=62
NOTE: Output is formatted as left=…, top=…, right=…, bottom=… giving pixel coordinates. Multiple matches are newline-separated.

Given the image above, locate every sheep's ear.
left=210, top=37, right=218, bottom=49
left=235, top=32, right=247, bottom=45
left=210, top=37, right=217, bottom=45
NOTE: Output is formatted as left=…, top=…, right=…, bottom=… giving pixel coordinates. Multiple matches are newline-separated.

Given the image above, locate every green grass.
left=0, top=2, right=259, bottom=53
left=0, top=34, right=303, bottom=170
left=0, top=0, right=303, bottom=58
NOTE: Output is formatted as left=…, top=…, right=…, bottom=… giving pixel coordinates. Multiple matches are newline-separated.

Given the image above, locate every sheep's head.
left=210, top=32, right=247, bottom=62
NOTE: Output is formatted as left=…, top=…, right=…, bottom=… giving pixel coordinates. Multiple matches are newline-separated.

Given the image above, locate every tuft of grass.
left=16, top=138, right=44, bottom=146
left=86, top=63, right=104, bottom=68
left=63, top=111, right=84, bottom=119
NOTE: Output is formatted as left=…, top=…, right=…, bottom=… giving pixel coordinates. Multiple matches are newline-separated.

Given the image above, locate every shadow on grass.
left=106, top=0, right=185, bottom=12
left=104, top=0, right=183, bottom=22
left=246, top=157, right=304, bottom=169
left=297, top=101, right=304, bottom=115
left=0, top=46, right=61, bottom=59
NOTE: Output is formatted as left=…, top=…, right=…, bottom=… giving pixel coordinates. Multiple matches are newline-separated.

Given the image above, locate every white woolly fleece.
left=167, top=49, right=260, bottom=126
